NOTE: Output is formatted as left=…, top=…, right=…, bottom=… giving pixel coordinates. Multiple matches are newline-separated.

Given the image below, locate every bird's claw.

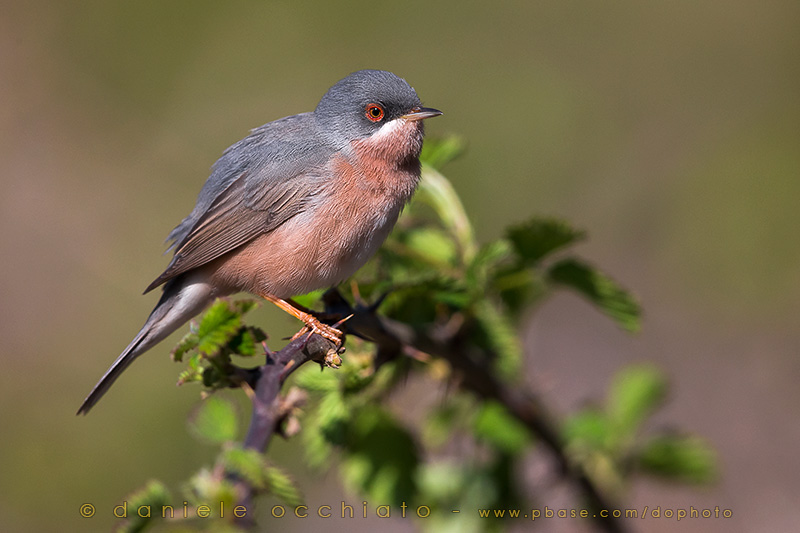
left=291, top=316, right=344, bottom=348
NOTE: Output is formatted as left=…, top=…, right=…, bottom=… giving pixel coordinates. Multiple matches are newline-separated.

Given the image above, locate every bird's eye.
left=365, top=103, right=384, bottom=122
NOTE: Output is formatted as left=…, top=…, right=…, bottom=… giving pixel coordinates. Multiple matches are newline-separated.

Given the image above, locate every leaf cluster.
left=171, top=299, right=265, bottom=390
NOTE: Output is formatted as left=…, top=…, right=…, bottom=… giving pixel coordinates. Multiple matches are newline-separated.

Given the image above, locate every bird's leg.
left=259, top=293, right=344, bottom=347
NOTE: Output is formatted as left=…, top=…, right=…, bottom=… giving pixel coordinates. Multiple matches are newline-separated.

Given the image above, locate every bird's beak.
left=402, top=106, right=443, bottom=121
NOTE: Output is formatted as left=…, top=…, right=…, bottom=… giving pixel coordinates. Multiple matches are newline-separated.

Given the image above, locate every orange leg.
left=259, top=293, right=344, bottom=346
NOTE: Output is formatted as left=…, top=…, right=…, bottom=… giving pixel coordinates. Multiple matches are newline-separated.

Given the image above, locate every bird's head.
left=314, top=70, right=442, bottom=160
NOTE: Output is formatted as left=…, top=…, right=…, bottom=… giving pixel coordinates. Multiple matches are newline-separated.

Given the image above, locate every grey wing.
left=144, top=117, right=331, bottom=294
left=144, top=171, right=322, bottom=293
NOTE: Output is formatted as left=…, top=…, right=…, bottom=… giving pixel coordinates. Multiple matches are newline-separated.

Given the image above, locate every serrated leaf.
left=195, top=300, right=244, bottom=356
left=222, top=448, right=303, bottom=507
left=222, top=447, right=268, bottom=488
left=176, top=353, right=203, bottom=385
left=171, top=331, right=199, bottom=362
left=186, top=468, right=238, bottom=511
left=473, top=300, right=522, bottom=378
left=466, top=239, right=513, bottom=291
left=472, top=401, right=530, bottom=454
left=228, top=326, right=267, bottom=357
left=341, top=407, right=419, bottom=506
left=117, top=480, right=170, bottom=533
left=189, top=396, right=238, bottom=444
left=264, top=465, right=304, bottom=507
left=506, top=217, right=585, bottom=266
left=548, top=258, right=641, bottom=332
left=608, top=365, right=668, bottom=434
left=638, top=435, right=717, bottom=484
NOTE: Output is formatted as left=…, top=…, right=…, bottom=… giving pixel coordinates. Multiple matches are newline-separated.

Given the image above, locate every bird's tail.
left=77, top=277, right=213, bottom=415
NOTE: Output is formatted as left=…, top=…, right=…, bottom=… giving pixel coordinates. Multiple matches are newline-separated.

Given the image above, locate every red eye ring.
left=365, top=103, right=384, bottom=122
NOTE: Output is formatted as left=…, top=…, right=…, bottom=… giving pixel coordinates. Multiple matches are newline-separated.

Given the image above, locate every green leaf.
left=420, top=135, right=466, bottom=170
left=506, top=217, right=585, bottom=266
left=466, top=239, right=513, bottom=292
left=548, top=258, right=641, bottom=332
left=317, top=389, right=350, bottom=447
left=492, top=264, right=548, bottom=314
left=638, top=434, right=717, bottom=484
left=563, top=409, right=612, bottom=451
left=176, top=352, right=203, bottom=385
left=302, top=415, right=334, bottom=469
left=341, top=407, right=419, bottom=506
left=264, top=465, right=304, bottom=507
left=340, top=357, right=376, bottom=394
left=170, top=330, right=199, bottom=362
left=404, top=227, right=458, bottom=266
left=417, top=461, right=511, bottom=533
left=221, top=445, right=304, bottom=506
left=472, top=401, right=530, bottom=454
left=473, top=299, right=522, bottom=378
left=607, top=365, right=668, bottom=434
left=423, top=402, right=462, bottom=449
left=185, top=468, right=238, bottom=513
left=189, top=396, right=238, bottom=444
left=195, top=300, right=245, bottom=356
left=117, top=480, right=171, bottom=533
left=227, top=326, right=267, bottom=357
left=379, top=276, right=464, bottom=324
left=222, top=447, right=268, bottom=488
left=294, top=365, right=339, bottom=392
left=292, top=288, right=326, bottom=309
left=417, top=166, right=477, bottom=262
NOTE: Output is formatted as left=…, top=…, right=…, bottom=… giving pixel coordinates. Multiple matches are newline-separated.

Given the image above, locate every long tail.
left=77, top=277, right=213, bottom=415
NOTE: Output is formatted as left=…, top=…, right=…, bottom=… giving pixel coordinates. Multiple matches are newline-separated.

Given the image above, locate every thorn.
left=241, top=381, right=256, bottom=401
left=261, top=341, right=273, bottom=357
left=369, top=291, right=390, bottom=312
left=279, top=360, right=296, bottom=380
left=332, top=313, right=354, bottom=329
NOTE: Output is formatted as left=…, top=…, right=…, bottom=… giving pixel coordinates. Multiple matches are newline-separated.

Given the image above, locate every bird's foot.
left=291, top=316, right=344, bottom=347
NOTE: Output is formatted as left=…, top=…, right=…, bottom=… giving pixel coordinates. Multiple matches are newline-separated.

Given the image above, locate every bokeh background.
left=1, top=1, right=798, bottom=531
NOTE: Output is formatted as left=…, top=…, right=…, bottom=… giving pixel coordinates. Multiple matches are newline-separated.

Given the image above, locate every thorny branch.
left=229, top=289, right=625, bottom=533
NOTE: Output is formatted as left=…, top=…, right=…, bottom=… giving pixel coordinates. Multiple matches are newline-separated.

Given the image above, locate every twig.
left=232, top=331, right=338, bottom=523
left=323, top=290, right=625, bottom=533
left=230, top=290, right=624, bottom=532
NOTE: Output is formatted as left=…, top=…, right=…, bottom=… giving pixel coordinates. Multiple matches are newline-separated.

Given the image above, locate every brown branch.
left=323, top=290, right=625, bottom=533
left=230, top=289, right=624, bottom=533
left=231, top=331, right=339, bottom=525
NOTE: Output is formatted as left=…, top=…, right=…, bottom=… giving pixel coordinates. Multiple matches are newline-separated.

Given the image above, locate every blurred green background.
left=1, top=1, right=798, bottom=532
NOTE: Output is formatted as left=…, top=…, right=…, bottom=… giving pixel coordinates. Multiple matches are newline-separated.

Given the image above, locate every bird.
left=77, top=69, right=442, bottom=415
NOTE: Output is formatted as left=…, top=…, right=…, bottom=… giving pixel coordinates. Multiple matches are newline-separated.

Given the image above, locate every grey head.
left=314, top=70, right=438, bottom=146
